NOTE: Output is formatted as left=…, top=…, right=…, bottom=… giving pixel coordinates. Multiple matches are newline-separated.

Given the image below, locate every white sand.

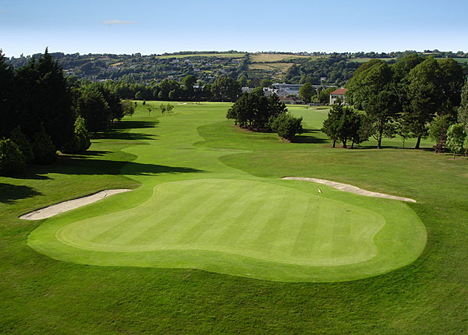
left=282, top=177, right=416, bottom=203
left=19, top=189, right=132, bottom=220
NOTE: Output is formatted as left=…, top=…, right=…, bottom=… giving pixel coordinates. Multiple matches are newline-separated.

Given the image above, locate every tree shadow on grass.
left=29, top=157, right=202, bottom=177
left=93, top=120, right=160, bottom=141
left=0, top=183, right=42, bottom=204
left=294, top=129, right=328, bottom=144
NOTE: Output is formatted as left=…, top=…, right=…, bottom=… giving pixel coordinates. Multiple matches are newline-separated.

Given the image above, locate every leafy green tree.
left=322, top=102, right=368, bottom=148
left=121, top=99, right=135, bottom=117
left=438, top=58, right=465, bottom=117
left=347, top=60, right=399, bottom=149
left=403, top=58, right=442, bottom=149
left=0, top=138, right=26, bottom=176
left=212, top=76, right=241, bottom=102
left=269, top=112, right=303, bottom=142
left=446, top=123, right=467, bottom=158
left=458, top=81, right=468, bottom=134
left=260, top=79, right=272, bottom=88
left=429, top=115, right=452, bottom=153
left=298, top=83, right=315, bottom=103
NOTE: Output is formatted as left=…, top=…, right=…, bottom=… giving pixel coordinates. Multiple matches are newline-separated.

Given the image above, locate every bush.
left=270, top=113, right=303, bottom=142
left=32, top=125, right=57, bottom=164
left=0, top=138, right=26, bottom=176
left=10, top=126, right=34, bottom=163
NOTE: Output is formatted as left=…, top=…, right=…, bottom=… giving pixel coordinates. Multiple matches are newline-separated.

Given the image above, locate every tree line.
left=0, top=49, right=135, bottom=176
left=322, top=53, right=467, bottom=152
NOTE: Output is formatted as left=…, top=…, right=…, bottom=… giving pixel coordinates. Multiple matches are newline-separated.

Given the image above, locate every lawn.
left=1, top=103, right=467, bottom=333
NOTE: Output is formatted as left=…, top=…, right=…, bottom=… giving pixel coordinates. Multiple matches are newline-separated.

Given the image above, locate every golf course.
left=1, top=103, right=467, bottom=333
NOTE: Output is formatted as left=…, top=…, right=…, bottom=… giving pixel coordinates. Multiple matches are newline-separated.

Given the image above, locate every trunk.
left=342, top=140, right=347, bottom=149
left=415, top=135, right=422, bottom=149
left=332, top=140, right=336, bottom=148
left=377, top=129, right=383, bottom=149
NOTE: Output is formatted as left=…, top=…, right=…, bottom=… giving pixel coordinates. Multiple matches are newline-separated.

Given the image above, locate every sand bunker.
left=283, top=177, right=416, bottom=203
left=20, top=189, right=132, bottom=220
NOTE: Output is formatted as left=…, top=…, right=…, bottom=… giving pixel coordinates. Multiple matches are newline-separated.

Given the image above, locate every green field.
left=2, top=103, right=467, bottom=333
left=28, top=104, right=425, bottom=282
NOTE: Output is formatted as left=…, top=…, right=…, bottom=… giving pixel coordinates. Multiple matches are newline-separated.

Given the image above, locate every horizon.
left=1, top=0, right=468, bottom=58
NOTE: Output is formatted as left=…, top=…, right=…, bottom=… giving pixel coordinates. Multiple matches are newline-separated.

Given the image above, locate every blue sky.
left=1, top=0, right=468, bottom=57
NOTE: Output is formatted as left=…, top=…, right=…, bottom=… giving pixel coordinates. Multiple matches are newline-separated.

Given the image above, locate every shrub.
left=10, top=126, right=34, bottom=163
left=0, top=138, right=26, bottom=176
left=62, top=117, right=91, bottom=154
left=32, top=125, right=57, bottom=164
left=270, top=113, right=303, bottom=142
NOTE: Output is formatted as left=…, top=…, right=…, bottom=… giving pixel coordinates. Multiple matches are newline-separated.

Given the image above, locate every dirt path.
left=19, top=189, right=132, bottom=220
left=282, top=177, right=416, bottom=203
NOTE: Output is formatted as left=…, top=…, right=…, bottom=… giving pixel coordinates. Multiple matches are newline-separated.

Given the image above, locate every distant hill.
left=6, top=50, right=468, bottom=86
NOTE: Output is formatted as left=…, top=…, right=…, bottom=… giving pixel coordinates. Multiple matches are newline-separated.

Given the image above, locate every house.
left=329, top=88, right=347, bottom=105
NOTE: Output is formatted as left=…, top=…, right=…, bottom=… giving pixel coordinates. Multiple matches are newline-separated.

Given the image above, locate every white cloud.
left=102, top=20, right=137, bottom=25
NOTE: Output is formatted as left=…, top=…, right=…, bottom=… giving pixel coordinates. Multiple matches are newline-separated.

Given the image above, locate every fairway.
left=28, top=104, right=426, bottom=282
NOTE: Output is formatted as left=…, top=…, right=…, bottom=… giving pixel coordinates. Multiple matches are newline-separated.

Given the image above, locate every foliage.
left=62, top=116, right=91, bottom=154
left=31, top=124, right=57, bottom=164
left=0, top=138, right=26, bottom=176
left=446, top=123, right=467, bottom=157
left=458, top=80, right=468, bottom=133
left=121, top=99, right=135, bottom=117
left=212, top=76, right=242, bottom=101
left=14, top=48, right=75, bottom=148
left=346, top=60, right=399, bottom=148
left=269, top=112, right=303, bottom=141
left=10, top=126, right=34, bottom=163
left=298, top=82, right=315, bottom=103
left=77, top=84, right=111, bottom=132
left=322, top=102, right=369, bottom=148
left=227, top=91, right=286, bottom=130
left=428, top=114, right=452, bottom=153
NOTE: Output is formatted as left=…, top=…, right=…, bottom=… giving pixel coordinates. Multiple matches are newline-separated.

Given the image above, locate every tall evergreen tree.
left=14, top=48, right=75, bottom=148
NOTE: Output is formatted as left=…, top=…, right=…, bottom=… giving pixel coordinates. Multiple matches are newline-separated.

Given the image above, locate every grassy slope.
left=1, top=103, right=467, bottom=334
left=27, top=105, right=425, bottom=282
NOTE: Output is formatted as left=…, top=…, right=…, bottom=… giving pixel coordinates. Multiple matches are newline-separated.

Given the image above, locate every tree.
left=77, top=84, right=111, bottom=132
left=182, top=75, right=197, bottom=99
left=438, top=58, right=465, bottom=118
left=212, top=76, right=241, bottom=102
left=403, top=58, right=442, bottom=149
left=14, top=48, right=75, bottom=148
left=298, top=83, right=315, bottom=104
left=269, top=112, right=303, bottom=142
left=0, top=138, right=26, bottom=176
left=429, top=115, right=452, bottom=153
left=322, top=102, right=368, bottom=148
left=62, top=116, right=91, bottom=154
left=0, top=51, right=16, bottom=139
left=32, top=124, right=57, bottom=164
left=10, top=126, right=34, bottom=163
left=346, top=60, right=399, bottom=149
left=446, top=123, right=467, bottom=158
left=458, top=81, right=468, bottom=134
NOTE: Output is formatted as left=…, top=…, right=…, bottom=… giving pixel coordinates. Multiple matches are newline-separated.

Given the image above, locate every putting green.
left=55, top=179, right=383, bottom=265
left=27, top=106, right=426, bottom=282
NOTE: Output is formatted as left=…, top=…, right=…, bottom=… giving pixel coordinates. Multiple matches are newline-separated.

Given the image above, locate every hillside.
left=6, top=50, right=468, bottom=86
